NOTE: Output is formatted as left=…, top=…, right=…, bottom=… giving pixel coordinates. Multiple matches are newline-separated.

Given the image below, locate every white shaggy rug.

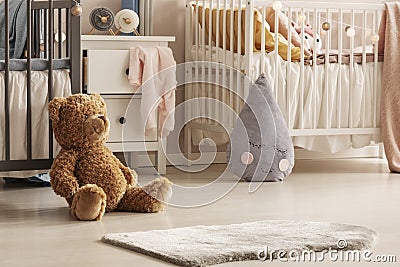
left=101, top=220, right=377, bottom=266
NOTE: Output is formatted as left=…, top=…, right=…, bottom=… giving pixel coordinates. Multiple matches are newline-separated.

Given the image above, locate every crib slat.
left=208, top=0, right=214, bottom=117
left=201, top=0, right=206, bottom=125
left=195, top=1, right=199, bottom=63
left=244, top=0, right=254, bottom=82
left=221, top=0, right=227, bottom=127
left=261, top=7, right=266, bottom=74
left=4, top=0, right=10, bottom=161
left=34, top=10, right=40, bottom=57
left=229, top=0, right=234, bottom=127
left=287, top=7, right=292, bottom=128
left=215, top=0, right=220, bottom=117
left=236, top=0, right=242, bottom=117
left=300, top=8, right=305, bottom=129
left=349, top=9, right=355, bottom=129
left=48, top=0, right=54, bottom=159
left=337, top=9, right=343, bottom=128
left=324, top=9, right=331, bottom=129
left=194, top=1, right=200, bottom=125
left=44, top=9, right=48, bottom=58
left=58, top=8, right=62, bottom=58
left=313, top=8, right=318, bottom=129
left=27, top=0, right=32, bottom=160
left=70, top=2, right=81, bottom=93
left=66, top=8, right=70, bottom=57
left=377, top=11, right=381, bottom=128
left=184, top=1, right=193, bottom=163
left=361, top=10, right=367, bottom=128
left=373, top=10, right=379, bottom=128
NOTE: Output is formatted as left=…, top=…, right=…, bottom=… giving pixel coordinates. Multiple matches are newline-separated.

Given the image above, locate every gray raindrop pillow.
left=227, top=74, right=294, bottom=182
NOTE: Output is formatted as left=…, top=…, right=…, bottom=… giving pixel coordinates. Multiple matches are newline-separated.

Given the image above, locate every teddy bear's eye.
left=304, top=35, right=308, bottom=39
left=84, top=114, right=89, bottom=119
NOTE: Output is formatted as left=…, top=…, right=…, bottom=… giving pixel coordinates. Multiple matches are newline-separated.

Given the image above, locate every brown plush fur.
left=49, top=94, right=172, bottom=221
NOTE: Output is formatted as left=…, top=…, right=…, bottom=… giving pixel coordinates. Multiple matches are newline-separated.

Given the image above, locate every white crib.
left=184, top=0, right=385, bottom=162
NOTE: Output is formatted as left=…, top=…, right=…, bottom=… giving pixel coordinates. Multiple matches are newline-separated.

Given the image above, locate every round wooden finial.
left=71, top=4, right=82, bottom=17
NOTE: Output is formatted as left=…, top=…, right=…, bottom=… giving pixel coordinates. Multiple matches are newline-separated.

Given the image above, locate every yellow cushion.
left=195, top=5, right=304, bottom=61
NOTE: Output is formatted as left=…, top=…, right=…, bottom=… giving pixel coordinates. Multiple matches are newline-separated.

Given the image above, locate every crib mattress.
left=0, top=58, right=70, bottom=71
left=190, top=45, right=383, bottom=69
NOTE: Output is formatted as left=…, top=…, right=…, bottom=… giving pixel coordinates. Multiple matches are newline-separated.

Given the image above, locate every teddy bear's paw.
left=70, top=184, right=107, bottom=221
left=142, top=177, right=173, bottom=203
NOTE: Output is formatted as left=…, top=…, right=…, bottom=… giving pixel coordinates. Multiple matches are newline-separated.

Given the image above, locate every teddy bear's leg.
left=70, top=184, right=107, bottom=221
left=117, top=177, right=172, bottom=213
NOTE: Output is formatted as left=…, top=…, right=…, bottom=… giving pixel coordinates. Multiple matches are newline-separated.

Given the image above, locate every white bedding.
left=0, top=70, right=71, bottom=163
left=190, top=45, right=382, bottom=153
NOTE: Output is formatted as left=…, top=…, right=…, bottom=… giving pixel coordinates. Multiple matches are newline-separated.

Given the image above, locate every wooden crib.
left=0, top=0, right=81, bottom=172
left=184, top=0, right=385, bottom=161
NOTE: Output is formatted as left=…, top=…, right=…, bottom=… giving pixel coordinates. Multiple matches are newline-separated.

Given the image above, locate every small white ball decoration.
left=345, top=26, right=355, bottom=37
left=241, top=152, right=254, bottom=165
left=279, top=159, right=290, bottom=172
left=272, top=1, right=282, bottom=11
left=365, top=29, right=371, bottom=37
left=371, top=33, right=380, bottom=43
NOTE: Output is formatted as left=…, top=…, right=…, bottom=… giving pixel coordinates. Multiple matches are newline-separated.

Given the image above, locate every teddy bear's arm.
left=50, top=149, right=79, bottom=198
left=118, top=161, right=138, bottom=187
left=112, top=153, right=137, bottom=186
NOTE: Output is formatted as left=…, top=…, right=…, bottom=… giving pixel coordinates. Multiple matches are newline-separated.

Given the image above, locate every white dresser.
left=81, top=35, right=175, bottom=174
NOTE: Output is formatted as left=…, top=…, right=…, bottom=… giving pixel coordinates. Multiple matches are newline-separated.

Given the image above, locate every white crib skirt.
left=0, top=70, right=71, bottom=162
left=254, top=53, right=382, bottom=153
left=190, top=46, right=383, bottom=153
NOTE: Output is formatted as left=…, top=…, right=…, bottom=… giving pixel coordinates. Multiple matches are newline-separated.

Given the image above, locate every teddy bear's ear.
left=90, top=93, right=106, bottom=106
left=48, top=97, right=67, bottom=122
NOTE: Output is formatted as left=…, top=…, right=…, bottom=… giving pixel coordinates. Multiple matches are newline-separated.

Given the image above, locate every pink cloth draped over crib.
left=128, top=46, right=176, bottom=138
left=379, top=2, right=400, bottom=172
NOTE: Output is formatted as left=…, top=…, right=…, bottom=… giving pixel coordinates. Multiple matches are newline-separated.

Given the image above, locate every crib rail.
left=185, top=0, right=384, bottom=146
left=0, top=0, right=81, bottom=172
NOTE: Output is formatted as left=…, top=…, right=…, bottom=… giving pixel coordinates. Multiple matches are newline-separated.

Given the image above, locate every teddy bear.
left=48, top=93, right=172, bottom=221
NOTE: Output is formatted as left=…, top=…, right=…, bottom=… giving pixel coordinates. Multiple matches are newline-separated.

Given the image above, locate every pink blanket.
left=379, top=2, right=400, bottom=172
left=129, top=46, right=176, bottom=138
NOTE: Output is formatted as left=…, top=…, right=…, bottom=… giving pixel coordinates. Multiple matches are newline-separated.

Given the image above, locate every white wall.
left=80, top=0, right=186, bottom=63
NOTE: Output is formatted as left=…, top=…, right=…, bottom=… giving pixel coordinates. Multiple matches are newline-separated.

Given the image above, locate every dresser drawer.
left=87, top=50, right=138, bottom=94
left=104, top=96, right=157, bottom=143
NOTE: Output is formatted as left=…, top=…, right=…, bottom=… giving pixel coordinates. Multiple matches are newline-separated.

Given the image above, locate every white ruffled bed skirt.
left=190, top=47, right=383, bottom=153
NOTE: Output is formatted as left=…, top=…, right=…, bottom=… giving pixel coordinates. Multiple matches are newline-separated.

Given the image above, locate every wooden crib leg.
left=156, top=138, right=167, bottom=175
left=184, top=126, right=192, bottom=167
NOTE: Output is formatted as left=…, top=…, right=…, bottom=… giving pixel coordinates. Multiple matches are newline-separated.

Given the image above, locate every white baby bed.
left=184, top=0, right=385, bottom=162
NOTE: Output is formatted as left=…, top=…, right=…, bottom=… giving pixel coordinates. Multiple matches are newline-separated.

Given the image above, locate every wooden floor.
left=0, top=159, right=399, bottom=266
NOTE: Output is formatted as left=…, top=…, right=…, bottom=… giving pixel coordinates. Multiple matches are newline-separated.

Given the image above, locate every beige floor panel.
left=0, top=159, right=399, bottom=266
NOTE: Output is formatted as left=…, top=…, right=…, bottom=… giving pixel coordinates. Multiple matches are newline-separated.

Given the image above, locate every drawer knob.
left=125, top=68, right=129, bottom=75
left=119, top=117, right=127, bottom=125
